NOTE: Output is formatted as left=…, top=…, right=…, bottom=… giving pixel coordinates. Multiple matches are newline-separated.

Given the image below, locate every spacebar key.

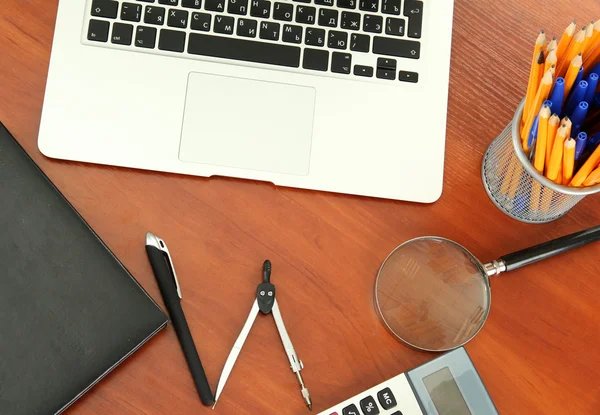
left=188, top=33, right=301, bottom=68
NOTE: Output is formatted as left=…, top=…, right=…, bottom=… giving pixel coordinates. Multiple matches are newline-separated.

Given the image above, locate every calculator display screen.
left=423, top=367, right=472, bottom=415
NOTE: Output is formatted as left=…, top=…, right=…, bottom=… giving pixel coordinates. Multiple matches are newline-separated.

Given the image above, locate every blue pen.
left=575, top=132, right=588, bottom=160
left=590, top=132, right=600, bottom=149
left=549, top=78, right=565, bottom=116
left=570, top=101, right=589, bottom=137
left=565, top=80, right=588, bottom=117
left=527, top=115, right=539, bottom=156
left=542, top=99, right=553, bottom=112
left=595, top=93, right=600, bottom=108
left=591, top=62, right=600, bottom=78
left=584, top=73, right=599, bottom=104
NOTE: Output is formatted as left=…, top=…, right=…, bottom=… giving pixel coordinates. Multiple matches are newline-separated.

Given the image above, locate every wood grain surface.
left=2, top=1, right=600, bottom=414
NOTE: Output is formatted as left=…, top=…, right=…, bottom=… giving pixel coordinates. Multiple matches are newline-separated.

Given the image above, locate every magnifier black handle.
left=499, top=225, right=600, bottom=272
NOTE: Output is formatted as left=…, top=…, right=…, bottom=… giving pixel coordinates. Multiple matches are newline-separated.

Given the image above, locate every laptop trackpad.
left=179, top=72, right=316, bottom=176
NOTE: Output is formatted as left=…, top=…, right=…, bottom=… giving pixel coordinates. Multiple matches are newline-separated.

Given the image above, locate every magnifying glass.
left=375, top=226, right=600, bottom=352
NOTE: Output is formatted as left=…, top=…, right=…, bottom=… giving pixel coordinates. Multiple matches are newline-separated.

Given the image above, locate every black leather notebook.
left=0, top=123, right=168, bottom=415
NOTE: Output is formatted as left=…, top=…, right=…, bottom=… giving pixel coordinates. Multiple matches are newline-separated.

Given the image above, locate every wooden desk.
left=2, top=1, right=600, bottom=414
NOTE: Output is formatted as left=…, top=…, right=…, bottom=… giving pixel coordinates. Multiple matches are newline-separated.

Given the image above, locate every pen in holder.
left=482, top=100, right=600, bottom=223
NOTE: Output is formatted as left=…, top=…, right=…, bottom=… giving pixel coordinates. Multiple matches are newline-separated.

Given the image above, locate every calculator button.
left=377, top=387, right=397, bottom=410
left=342, top=404, right=361, bottom=415
left=359, top=396, right=380, bottom=415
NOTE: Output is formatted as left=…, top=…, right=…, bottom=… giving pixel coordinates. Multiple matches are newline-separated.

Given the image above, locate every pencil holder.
left=482, top=100, right=600, bottom=223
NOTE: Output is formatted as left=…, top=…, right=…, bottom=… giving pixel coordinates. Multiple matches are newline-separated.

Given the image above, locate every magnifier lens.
left=375, top=237, right=491, bottom=352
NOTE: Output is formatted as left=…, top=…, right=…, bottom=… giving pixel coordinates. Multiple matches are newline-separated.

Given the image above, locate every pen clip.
left=146, top=232, right=183, bottom=299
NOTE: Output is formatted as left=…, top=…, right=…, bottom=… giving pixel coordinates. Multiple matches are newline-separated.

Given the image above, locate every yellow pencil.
left=534, top=105, right=551, bottom=173
left=582, top=22, right=595, bottom=54
left=570, top=143, right=600, bottom=186
left=545, top=114, right=560, bottom=172
left=521, top=70, right=554, bottom=147
left=562, top=117, right=572, bottom=140
left=558, top=28, right=585, bottom=77
left=523, top=32, right=548, bottom=124
left=563, top=138, right=576, bottom=184
left=556, top=165, right=563, bottom=185
left=546, top=125, right=568, bottom=181
left=545, top=37, right=558, bottom=56
left=584, top=42, right=600, bottom=67
left=585, top=20, right=600, bottom=58
left=544, top=49, right=557, bottom=74
left=582, top=165, right=600, bottom=186
left=556, top=20, right=577, bottom=61
left=563, top=54, right=583, bottom=99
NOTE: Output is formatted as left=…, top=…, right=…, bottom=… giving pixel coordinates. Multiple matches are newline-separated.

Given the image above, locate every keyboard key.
left=316, top=0, right=334, bottom=5
left=87, top=19, right=110, bottom=42
left=342, top=404, right=361, bottom=415
left=274, top=2, right=293, bottom=21
left=168, top=9, right=189, bottom=27
left=399, top=70, right=418, bottom=83
left=214, top=15, right=235, bottom=34
left=237, top=18, right=257, bottom=37
left=191, top=12, right=211, bottom=30
left=350, top=33, right=370, bottom=52
left=385, top=17, right=405, bottom=36
left=303, top=48, right=329, bottom=71
left=363, top=14, right=382, bottom=33
left=390, top=412, right=403, bottom=415
left=404, top=0, right=423, bottom=38
left=359, top=0, right=378, bottom=12
left=136, top=0, right=155, bottom=2
left=159, top=0, right=178, bottom=4
left=328, top=30, right=347, bottom=49
left=121, top=3, right=142, bottom=21
left=360, top=396, right=380, bottom=415
left=340, top=12, right=360, bottom=30
left=377, top=388, right=397, bottom=410
left=135, top=25, right=157, bottom=47
left=293, top=0, right=311, bottom=3
left=250, top=0, right=271, bottom=17
left=331, top=52, right=351, bottom=74
left=377, top=68, right=395, bottom=79
left=296, top=6, right=316, bottom=24
left=111, top=22, right=134, bottom=44
left=91, top=0, right=119, bottom=18
left=144, top=6, right=166, bottom=25
left=305, top=28, right=325, bottom=46
left=283, top=24, right=303, bottom=43
left=336, top=0, right=356, bottom=9
left=377, top=57, right=396, bottom=70
left=188, top=33, right=301, bottom=67
left=373, top=37, right=419, bottom=58
left=382, top=0, right=400, bottom=14
left=205, top=0, right=226, bottom=10
left=158, top=28, right=186, bottom=51
left=354, top=65, right=373, bottom=77
left=318, top=9, right=338, bottom=27
left=228, top=0, right=248, bottom=15
left=260, top=21, right=280, bottom=40
left=182, top=0, right=202, bottom=7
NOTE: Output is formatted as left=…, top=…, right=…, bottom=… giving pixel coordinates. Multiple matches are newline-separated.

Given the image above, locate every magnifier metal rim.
left=374, top=236, right=493, bottom=352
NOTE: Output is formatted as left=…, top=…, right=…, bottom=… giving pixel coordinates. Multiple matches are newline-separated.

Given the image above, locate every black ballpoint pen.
left=145, top=232, right=214, bottom=406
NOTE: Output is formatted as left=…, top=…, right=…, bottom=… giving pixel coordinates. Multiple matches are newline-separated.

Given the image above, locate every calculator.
left=318, top=347, right=498, bottom=415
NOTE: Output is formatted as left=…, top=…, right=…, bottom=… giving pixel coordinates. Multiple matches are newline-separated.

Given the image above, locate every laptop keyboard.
left=85, top=0, right=422, bottom=82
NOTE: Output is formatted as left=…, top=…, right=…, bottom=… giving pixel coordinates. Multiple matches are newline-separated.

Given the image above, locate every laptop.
left=38, top=0, right=454, bottom=202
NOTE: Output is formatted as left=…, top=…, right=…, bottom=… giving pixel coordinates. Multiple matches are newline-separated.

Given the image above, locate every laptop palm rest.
left=179, top=72, right=316, bottom=176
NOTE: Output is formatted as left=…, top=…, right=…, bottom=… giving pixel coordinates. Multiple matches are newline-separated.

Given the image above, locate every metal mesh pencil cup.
left=482, top=100, right=600, bottom=223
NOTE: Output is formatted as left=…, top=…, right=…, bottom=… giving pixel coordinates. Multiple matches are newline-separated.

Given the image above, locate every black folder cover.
left=0, top=123, right=168, bottom=415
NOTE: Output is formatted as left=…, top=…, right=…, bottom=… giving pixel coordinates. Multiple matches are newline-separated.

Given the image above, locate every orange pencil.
left=563, top=54, right=583, bottom=99
left=521, top=70, right=554, bottom=147
left=582, top=22, right=595, bottom=53
left=570, top=144, right=600, bottom=186
left=546, top=37, right=558, bottom=55
left=523, top=32, right=548, bottom=124
left=562, top=138, right=576, bottom=184
left=585, top=20, right=600, bottom=57
left=558, top=28, right=586, bottom=77
left=556, top=20, right=577, bottom=61
left=534, top=105, right=551, bottom=173
left=545, top=114, right=560, bottom=172
left=546, top=125, right=568, bottom=181
left=584, top=42, right=600, bottom=67
left=582, top=165, right=600, bottom=186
